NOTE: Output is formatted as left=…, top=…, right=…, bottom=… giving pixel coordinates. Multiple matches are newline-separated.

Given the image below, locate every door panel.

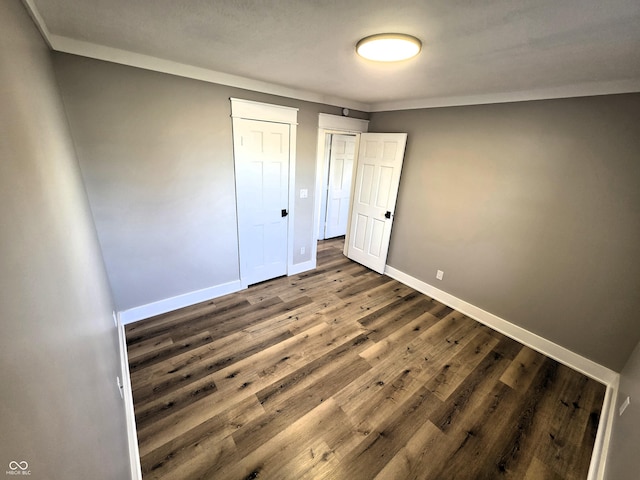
left=353, top=213, right=367, bottom=250
left=324, top=134, right=356, bottom=238
left=346, top=133, right=407, bottom=274
left=234, top=119, right=290, bottom=286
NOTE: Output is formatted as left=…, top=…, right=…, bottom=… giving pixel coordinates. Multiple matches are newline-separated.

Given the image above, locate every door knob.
left=281, top=209, right=289, bottom=217
left=384, top=211, right=392, bottom=219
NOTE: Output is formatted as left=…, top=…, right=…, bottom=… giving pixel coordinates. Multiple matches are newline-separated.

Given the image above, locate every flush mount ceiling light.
left=356, top=33, right=422, bottom=62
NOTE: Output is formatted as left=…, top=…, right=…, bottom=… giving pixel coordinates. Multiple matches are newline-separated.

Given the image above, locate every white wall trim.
left=48, top=35, right=640, bottom=114
left=384, top=265, right=619, bottom=480
left=384, top=265, right=618, bottom=384
left=119, top=280, right=243, bottom=325
left=22, top=0, right=638, bottom=114
left=288, top=259, right=317, bottom=276
left=44, top=33, right=371, bottom=111
left=46, top=35, right=640, bottom=115
left=287, top=123, right=298, bottom=277
left=117, top=313, right=142, bottom=480
left=318, top=113, right=369, bottom=132
left=20, top=0, right=53, bottom=49
left=590, top=379, right=619, bottom=480
left=231, top=97, right=298, bottom=124
left=370, top=79, right=640, bottom=112
left=20, top=0, right=638, bottom=114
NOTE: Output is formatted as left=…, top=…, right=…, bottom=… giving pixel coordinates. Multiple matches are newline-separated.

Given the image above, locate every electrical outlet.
left=436, top=270, right=444, bottom=280
left=300, top=189, right=308, bottom=198
left=300, top=246, right=306, bottom=255
left=116, top=376, right=124, bottom=399
left=620, top=396, right=631, bottom=416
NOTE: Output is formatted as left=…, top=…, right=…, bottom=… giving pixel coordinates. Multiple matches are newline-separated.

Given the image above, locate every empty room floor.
left=126, top=237, right=605, bottom=479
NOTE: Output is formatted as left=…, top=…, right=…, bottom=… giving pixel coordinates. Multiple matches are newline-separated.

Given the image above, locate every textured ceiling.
left=28, top=0, right=640, bottom=110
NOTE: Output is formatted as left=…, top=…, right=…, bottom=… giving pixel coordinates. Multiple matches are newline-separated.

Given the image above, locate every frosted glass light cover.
left=356, top=34, right=422, bottom=62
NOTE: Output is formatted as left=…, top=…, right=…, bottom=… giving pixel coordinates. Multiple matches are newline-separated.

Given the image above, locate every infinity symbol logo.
left=8, top=461, right=28, bottom=471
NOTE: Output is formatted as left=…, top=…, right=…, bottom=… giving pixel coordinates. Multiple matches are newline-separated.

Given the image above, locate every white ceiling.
left=25, top=0, right=640, bottom=111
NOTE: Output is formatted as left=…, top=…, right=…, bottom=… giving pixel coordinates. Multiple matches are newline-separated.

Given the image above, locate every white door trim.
left=318, top=113, right=369, bottom=132
left=231, top=97, right=299, bottom=124
left=230, top=98, right=298, bottom=287
left=313, top=114, right=369, bottom=257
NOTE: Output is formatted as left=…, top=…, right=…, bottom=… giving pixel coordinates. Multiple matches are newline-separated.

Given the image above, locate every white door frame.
left=230, top=98, right=298, bottom=288
left=312, top=114, right=369, bottom=261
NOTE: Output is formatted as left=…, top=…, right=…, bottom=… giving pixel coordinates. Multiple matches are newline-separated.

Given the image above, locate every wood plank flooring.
left=126, top=238, right=606, bottom=480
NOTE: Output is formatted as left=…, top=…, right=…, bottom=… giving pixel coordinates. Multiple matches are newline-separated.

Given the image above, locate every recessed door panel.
left=353, top=213, right=368, bottom=251
left=369, top=218, right=386, bottom=258
left=358, top=163, right=375, bottom=205
left=375, top=166, right=394, bottom=208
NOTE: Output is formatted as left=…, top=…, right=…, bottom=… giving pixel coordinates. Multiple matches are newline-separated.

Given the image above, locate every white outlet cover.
left=436, top=270, right=444, bottom=280
left=619, top=396, right=630, bottom=416
left=300, top=189, right=308, bottom=198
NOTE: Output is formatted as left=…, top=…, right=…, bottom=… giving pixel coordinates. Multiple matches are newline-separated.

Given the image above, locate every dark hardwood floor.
left=126, top=237, right=606, bottom=479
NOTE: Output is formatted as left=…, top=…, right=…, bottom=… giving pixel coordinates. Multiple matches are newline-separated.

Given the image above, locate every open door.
left=346, top=132, right=407, bottom=274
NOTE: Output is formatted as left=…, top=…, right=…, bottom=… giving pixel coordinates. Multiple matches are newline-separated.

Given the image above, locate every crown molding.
left=369, top=79, right=640, bottom=112
left=21, top=0, right=53, bottom=48
left=22, top=0, right=640, bottom=114
left=20, top=1, right=370, bottom=111
left=49, top=34, right=371, bottom=112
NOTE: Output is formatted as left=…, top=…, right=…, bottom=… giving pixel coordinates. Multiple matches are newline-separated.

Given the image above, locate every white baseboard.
left=117, top=264, right=317, bottom=325
left=288, top=259, right=316, bottom=276
left=117, top=313, right=142, bottom=480
left=590, top=379, right=619, bottom=480
left=384, top=266, right=617, bottom=385
left=384, top=265, right=619, bottom=480
left=118, top=280, right=243, bottom=325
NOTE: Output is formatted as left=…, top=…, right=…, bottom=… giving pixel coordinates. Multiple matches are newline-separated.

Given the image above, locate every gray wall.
left=606, top=339, right=640, bottom=479
left=369, top=95, right=640, bottom=371
left=0, top=1, right=130, bottom=479
left=53, top=54, right=366, bottom=311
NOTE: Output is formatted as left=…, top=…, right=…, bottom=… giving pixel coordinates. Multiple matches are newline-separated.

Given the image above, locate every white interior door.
left=346, top=132, right=407, bottom=274
left=324, top=134, right=356, bottom=238
left=234, top=118, right=290, bottom=286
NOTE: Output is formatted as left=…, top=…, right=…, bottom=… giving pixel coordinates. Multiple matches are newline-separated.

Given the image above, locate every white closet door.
left=234, top=118, right=290, bottom=286
left=324, top=134, right=356, bottom=238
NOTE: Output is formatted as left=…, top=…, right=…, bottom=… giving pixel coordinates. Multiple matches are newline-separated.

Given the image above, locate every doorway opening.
left=320, top=133, right=357, bottom=240
left=313, top=114, right=408, bottom=275
left=314, top=114, right=369, bottom=250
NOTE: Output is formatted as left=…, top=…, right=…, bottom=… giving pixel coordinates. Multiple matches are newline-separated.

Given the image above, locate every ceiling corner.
left=21, top=0, right=53, bottom=48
